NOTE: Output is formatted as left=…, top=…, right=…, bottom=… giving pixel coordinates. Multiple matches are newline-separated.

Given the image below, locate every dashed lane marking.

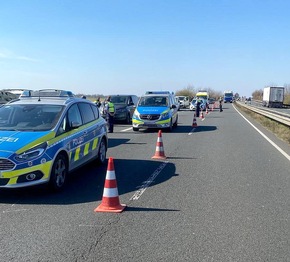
left=130, top=161, right=169, bottom=200
left=188, top=128, right=196, bottom=135
left=121, top=127, right=133, bottom=132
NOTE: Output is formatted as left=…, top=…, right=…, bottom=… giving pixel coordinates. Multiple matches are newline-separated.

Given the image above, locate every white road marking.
left=130, top=161, right=169, bottom=200
left=3, top=209, right=28, bottom=213
left=188, top=128, right=196, bottom=135
left=121, top=127, right=133, bottom=132
left=233, top=104, right=290, bottom=162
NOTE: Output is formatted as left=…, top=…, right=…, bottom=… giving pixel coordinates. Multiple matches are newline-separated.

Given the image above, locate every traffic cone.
left=95, top=157, right=126, bottom=213
left=200, top=111, right=204, bottom=119
left=192, top=113, right=198, bottom=127
left=206, top=107, right=209, bottom=114
left=152, top=130, right=167, bottom=159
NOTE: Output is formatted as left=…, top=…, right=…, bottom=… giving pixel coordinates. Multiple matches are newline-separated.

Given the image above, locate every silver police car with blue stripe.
left=0, top=89, right=108, bottom=191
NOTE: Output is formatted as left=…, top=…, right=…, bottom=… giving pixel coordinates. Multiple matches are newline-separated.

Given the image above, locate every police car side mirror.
left=171, top=104, right=176, bottom=109
left=71, top=121, right=81, bottom=129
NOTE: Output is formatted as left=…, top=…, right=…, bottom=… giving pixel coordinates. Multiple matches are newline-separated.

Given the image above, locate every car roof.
left=141, top=93, right=171, bottom=97
left=109, top=94, right=135, bottom=96
left=6, top=89, right=93, bottom=106
left=145, top=91, right=173, bottom=95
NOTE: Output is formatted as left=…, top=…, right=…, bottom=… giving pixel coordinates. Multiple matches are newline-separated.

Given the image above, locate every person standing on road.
left=95, top=97, right=101, bottom=107
left=196, top=99, right=201, bottom=118
left=219, top=97, right=223, bottom=112
left=104, top=96, right=115, bottom=133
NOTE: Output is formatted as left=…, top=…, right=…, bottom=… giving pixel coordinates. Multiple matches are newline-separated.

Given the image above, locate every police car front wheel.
left=49, top=154, right=68, bottom=191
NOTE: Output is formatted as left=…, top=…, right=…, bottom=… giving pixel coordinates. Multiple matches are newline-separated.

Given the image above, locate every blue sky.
left=1, top=0, right=290, bottom=97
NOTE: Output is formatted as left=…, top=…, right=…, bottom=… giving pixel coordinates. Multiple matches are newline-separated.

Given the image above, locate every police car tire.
left=96, top=138, right=107, bottom=165
left=49, top=154, right=68, bottom=191
left=133, top=127, right=139, bottom=132
left=173, top=116, right=178, bottom=127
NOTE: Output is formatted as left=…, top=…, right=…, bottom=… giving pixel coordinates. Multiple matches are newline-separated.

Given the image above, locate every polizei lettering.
left=72, top=136, right=84, bottom=146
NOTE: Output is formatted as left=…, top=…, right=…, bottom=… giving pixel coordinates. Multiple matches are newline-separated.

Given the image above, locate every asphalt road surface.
left=1, top=104, right=290, bottom=262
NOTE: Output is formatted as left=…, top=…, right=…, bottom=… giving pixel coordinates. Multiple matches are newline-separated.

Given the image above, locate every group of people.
left=195, top=97, right=223, bottom=117
left=94, top=96, right=115, bottom=133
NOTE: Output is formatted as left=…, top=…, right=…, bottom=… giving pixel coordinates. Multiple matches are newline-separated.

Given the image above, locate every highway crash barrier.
left=95, top=157, right=126, bottom=213
left=236, top=101, right=290, bottom=127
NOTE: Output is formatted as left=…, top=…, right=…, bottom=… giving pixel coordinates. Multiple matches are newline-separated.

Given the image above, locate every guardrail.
left=236, top=101, right=290, bottom=127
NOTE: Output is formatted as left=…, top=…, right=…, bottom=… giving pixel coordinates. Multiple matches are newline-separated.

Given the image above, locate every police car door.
left=169, top=95, right=178, bottom=122
left=65, top=103, right=92, bottom=170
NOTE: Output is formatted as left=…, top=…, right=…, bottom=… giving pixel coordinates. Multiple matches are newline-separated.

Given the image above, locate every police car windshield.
left=0, top=104, right=63, bottom=131
left=138, top=96, right=168, bottom=107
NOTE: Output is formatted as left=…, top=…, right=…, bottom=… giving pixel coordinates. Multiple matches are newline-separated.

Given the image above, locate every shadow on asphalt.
left=193, top=125, right=217, bottom=132
left=125, top=206, right=179, bottom=212
left=0, top=158, right=177, bottom=206
left=108, top=138, right=130, bottom=148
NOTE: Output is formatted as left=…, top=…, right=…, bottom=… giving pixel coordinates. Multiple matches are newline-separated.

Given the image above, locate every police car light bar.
left=20, top=89, right=75, bottom=98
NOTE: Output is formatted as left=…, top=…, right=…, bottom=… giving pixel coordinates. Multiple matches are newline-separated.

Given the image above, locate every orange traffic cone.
left=95, top=157, right=126, bottom=213
left=192, top=113, right=198, bottom=127
left=200, top=111, right=204, bottom=119
left=152, top=130, right=167, bottom=159
left=206, top=107, right=209, bottom=114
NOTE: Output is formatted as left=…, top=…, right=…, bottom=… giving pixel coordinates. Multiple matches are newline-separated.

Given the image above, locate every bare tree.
left=175, top=84, right=196, bottom=99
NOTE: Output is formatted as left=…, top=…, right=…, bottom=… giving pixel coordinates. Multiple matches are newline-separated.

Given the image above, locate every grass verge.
left=235, top=103, right=290, bottom=145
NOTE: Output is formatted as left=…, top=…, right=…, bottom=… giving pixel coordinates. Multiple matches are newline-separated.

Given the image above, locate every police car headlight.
left=15, top=142, right=47, bottom=162
left=160, top=112, right=169, bottom=120
left=133, top=111, right=140, bottom=118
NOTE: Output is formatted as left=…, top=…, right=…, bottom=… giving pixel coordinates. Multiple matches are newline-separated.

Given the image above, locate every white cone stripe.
left=103, top=187, right=119, bottom=197
left=157, top=137, right=163, bottom=142
left=155, top=146, right=164, bottom=151
left=105, top=170, right=116, bottom=180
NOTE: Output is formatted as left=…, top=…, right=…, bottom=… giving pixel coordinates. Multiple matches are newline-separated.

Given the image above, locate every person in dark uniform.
left=219, top=97, right=223, bottom=112
left=105, top=96, right=115, bottom=133
left=196, top=99, right=201, bottom=118
left=95, top=97, right=101, bottom=107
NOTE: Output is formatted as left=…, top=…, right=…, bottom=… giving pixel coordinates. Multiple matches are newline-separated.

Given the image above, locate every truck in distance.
left=223, top=90, right=234, bottom=103
left=262, top=86, right=285, bottom=108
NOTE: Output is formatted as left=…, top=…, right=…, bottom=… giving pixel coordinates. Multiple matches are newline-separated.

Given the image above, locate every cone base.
left=94, top=203, right=126, bottom=213
left=152, top=155, right=167, bottom=159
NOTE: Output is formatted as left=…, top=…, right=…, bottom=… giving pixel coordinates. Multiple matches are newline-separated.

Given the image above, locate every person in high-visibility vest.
left=105, top=96, right=115, bottom=133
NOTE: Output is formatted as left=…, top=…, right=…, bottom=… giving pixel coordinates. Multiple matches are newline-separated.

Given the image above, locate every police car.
left=0, top=89, right=108, bottom=191
left=132, top=91, right=178, bottom=132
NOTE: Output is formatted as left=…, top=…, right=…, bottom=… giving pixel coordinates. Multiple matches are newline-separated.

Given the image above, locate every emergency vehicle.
left=132, top=91, right=178, bottom=132
left=196, top=90, right=210, bottom=109
left=0, top=89, right=108, bottom=191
